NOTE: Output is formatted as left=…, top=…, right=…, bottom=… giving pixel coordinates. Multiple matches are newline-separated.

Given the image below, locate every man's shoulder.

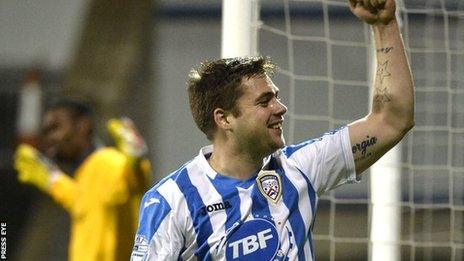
left=140, top=161, right=199, bottom=216
left=89, top=146, right=124, bottom=159
left=80, top=147, right=126, bottom=169
left=280, top=126, right=348, bottom=158
left=147, top=158, right=199, bottom=195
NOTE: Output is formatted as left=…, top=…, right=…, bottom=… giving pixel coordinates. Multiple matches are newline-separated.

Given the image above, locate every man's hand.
left=349, top=0, right=396, bottom=25
left=14, top=144, right=60, bottom=191
left=108, top=118, right=151, bottom=184
left=107, top=117, right=148, bottom=158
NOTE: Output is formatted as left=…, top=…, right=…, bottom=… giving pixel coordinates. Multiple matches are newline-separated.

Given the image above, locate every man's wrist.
left=372, top=17, right=398, bottom=31
left=48, top=169, right=62, bottom=188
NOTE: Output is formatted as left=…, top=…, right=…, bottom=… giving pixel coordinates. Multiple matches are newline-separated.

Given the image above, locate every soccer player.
left=131, top=0, right=413, bottom=260
left=14, top=98, right=151, bottom=261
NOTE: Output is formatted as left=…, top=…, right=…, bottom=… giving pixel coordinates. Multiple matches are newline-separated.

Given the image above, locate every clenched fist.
left=349, top=0, right=396, bottom=25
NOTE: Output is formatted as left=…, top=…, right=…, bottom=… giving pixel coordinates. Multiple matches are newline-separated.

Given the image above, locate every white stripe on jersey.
left=281, top=157, right=314, bottom=230
left=145, top=213, right=177, bottom=259
left=237, top=186, right=254, bottom=221
left=156, top=179, right=197, bottom=260
left=186, top=161, right=227, bottom=251
left=304, top=239, right=312, bottom=261
left=268, top=202, right=293, bottom=258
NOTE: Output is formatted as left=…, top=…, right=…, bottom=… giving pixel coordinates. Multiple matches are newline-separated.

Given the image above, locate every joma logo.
left=200, top=201, right=231, bottom=215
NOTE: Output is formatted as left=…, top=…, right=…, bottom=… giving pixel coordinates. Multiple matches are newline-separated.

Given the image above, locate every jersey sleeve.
left=131, top=186, right=185, bottom=261
left=48, top=172, right=78, bottom=212
left=282, top=126, right=357, bottom=194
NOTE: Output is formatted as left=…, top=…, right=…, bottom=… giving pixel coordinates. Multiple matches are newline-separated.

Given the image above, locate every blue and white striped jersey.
left=131, top=127, right=357, bottom=261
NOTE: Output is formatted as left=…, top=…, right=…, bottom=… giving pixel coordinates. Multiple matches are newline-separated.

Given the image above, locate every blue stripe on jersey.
left=307, top=230, right=315, bottom=260
left=175, top=167, right=213, bottom=261
left=251, top=183, right=273, bottom=220
left=208, top=175, right=246, bottom=231
left=296, top=167, right=318, bottom=257
left=278, top=169, right=307, bottom=261
left=138, top=190, right=172, bottom=240
left=283, top=139, right=319, bottom=158
left=295, top=168, right=317, bottom=222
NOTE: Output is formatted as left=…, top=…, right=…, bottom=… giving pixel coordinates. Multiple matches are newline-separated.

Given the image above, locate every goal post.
left=221, top=0, right=259, bottom=58
left=370, top=147, right=402, bottom=260
left=369, top=4, right=404, bottom=261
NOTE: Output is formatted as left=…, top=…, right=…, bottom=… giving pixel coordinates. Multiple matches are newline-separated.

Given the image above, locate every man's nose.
left=273, top=99, right=287, bottom=115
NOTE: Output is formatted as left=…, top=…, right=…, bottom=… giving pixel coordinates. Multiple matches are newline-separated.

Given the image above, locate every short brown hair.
left=188, top=56, right=276, bottom=140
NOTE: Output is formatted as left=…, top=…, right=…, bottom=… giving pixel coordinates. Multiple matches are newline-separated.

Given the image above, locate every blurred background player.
left=14, top=98, right=150, bottom=261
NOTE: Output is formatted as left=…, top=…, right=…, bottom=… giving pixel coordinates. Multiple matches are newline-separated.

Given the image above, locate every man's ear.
left=213, top=108, right=232, bottom=131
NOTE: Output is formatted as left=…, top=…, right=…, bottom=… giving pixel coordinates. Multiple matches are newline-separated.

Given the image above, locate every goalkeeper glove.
left=107, top=117, right=148, bottom=157
left=14, top=144, right=61, bottom=191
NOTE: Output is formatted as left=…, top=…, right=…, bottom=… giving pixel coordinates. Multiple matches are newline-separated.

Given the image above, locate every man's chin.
left=271, top=137, right=286, bottom=151
left=56, top=148, right=78, bottom=161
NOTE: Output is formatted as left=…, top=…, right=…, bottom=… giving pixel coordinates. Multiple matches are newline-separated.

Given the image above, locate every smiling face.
left=229, top=75, right=287, bottom=157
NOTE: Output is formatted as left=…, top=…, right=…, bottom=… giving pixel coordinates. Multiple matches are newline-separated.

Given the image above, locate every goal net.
left=255, top=0, right=464, bottom=260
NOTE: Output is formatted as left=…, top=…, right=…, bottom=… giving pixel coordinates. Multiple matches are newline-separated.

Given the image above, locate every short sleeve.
left=131, top=187, right=184, bottom=261
left=283, top=126, right=357, bottom=194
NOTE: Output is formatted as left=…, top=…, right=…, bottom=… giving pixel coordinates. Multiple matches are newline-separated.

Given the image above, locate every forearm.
left=371, top=19, right=414, bottom=132
left=126, top=156, right=151, bottom=193
left=48, top=173, right=77, bottom=212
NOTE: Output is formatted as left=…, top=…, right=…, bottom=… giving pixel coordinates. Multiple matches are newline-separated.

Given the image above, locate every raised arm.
left=347, top=0, right=415, bottom=174
left=14, top=144, right=78, bottom=211
left=107, top=117, right=151, bottom=193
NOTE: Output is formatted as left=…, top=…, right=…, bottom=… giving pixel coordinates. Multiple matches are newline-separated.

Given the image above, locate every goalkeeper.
left=14, top=98, right=151, bottom=261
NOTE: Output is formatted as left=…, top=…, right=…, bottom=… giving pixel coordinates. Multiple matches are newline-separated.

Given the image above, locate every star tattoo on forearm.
left=376, top=60, right=391, bottom=84
left=374, top=86, right=392, bottom=103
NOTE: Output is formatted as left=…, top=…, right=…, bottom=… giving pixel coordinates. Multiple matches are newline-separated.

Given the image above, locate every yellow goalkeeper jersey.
left=48, top=147, right=149, bottom=261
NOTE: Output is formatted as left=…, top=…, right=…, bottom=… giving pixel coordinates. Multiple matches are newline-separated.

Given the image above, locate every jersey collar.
left=197, top=145, right=273, bottom=179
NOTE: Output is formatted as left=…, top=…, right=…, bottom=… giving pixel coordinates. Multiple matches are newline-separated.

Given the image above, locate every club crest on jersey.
left=257, top=170, right=282, bottom=203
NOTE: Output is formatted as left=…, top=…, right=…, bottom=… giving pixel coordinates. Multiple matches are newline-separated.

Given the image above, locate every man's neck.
left=208, top=140, right=265, bottom=181
left=56, top=142, right=95, bottom=175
